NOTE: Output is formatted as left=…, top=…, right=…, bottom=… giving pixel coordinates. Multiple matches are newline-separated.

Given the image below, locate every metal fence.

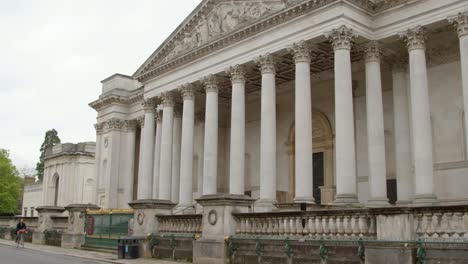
left=84, top=209, right=133, bottom=249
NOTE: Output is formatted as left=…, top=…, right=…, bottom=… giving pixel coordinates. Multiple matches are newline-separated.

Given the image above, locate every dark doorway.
left=313, top=152, right=324, bottom=205
left=387, top=179, right=397, bottom=204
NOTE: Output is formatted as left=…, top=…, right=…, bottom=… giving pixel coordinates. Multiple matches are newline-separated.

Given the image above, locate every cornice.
left=89, top=92, right=144, bottom=111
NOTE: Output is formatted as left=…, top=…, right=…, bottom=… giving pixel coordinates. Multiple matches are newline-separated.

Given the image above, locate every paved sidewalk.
left=0, top=239, right=180, bottom=264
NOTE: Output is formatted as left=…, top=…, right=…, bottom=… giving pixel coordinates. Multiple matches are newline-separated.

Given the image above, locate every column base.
left=412, top=194, right=438, bottom=206
left=333, top=193, right=359, bottom=206
left=366, top=197, right=390, bottom=207
left=294, top=196, right=315, bottom=204
left=254, top=199, right=277, bottom=212
left=396, top=200, right=413, bottom=205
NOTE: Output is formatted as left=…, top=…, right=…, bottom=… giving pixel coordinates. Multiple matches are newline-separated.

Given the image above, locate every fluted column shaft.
left=289, top=41, right=314, bottom=204
left=124, top=120, right=136, bottom=205
left=326, top=26, right=358, bottom=204
left=256, top=54, right=277, bottom=207
left=364, top=42, right=389, bottom=206
left=179, top=86, right=195, bottom=208
left=228, top=66, right=246, bottom=195
left=392, top=64, right=413, bottom=203
left=171, top=108, right=182, bottom=203
left=158, top=94, right=174, bottom=200
left=152, top=113, right=162, bottom=199
left=196, top=112, right=205, bottom=198
left=400, top=26, right=437, bottom=204
left=137, top=100, right=155, bottom=199
left=449, top=13, right=468, bottom=157
left=202, top=76, right=218, bottom=195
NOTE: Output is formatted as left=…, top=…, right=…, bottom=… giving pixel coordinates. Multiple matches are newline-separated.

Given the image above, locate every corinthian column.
left=152, top=111, right=162, bottom=199
left=399, top=26, right=437, bottom=204
left=255, top=54, right=277, bottom=211
left=227, top=65, right=246, bottom=195
left=449, top=13, right=468, bottom=157
left=325, top=25, right=359, bottom=205
left=171, top=105, right=182, bottom=203
left=391, top=58, right=413, bottom=204
left=288, top=41, right=315, bottom=204
left=202, top=75, right=219, bottom=195
left=124, top=120, right=137, bottom=206
left=178, top=85, right=195, bottom=211
left=158, top=93, right=174, bottom=200
left=137, top=99, right=155, bottom=199
left=364, top=41, right=389, bottom=206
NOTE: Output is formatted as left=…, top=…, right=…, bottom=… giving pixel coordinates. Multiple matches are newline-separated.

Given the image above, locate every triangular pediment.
left=134, top=0, right=308, bottom=81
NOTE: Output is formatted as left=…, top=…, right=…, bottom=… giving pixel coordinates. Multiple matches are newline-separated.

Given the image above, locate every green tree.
left=36, top=129, right=61, bottom=181
left=0, top=149, right=22, bottom=214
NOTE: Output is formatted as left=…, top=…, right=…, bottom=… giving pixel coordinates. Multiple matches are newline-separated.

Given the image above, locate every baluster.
left=266, top=218, right=272, bottom=235
left=296, top=217, right=303, bottom=236
left=425, top=213, right=435, bottom=238
left=302, top=216, right=309, bottom=236
left=439, top=213, right=449, bottom=239
left=308, top=216, right=315, bottom=237
left=433, top=213, right=442, bottom=238
left=273, top=217, right=279, bottom=236
left=454, top=212, right=464, bottom=239
left=329, top=216, right=337, bottom=238
left=289, top=217, right=296, bottom=236
left=278, top=217, right=284, bottom=236
left=351, top=215, right=359, bottom=237
left=336, top=216, right=344, bottom=238
left=415, top=213, right=424, bottom=238
left=358, top=215, right=368, bottom=238
left=283, top=217, right=289, bottom=236
left=315, top=216, right=323, bottom=237
left=343, top=216, right=351, bottom=237
left=322, top=216, right=329, bottom=238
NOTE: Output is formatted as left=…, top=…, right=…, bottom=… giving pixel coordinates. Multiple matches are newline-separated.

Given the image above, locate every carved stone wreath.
left=207, top=209, right=218, bottom=226
left=137, top=210, right=145, bottom=226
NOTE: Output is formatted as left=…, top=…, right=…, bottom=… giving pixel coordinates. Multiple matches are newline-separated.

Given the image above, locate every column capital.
left=155, top=111, right=162, bottom=123
left=202, top=75, right=219, bottom=93
left=107, top=118, right=125, bottom=131
left=288, top=40, right=312, bottom=63
left=142, top=99, right=156, bottom=113
left=124, top=119, right=137, bottom=131
left=227, top=65, right=246, bottom=84
left=448, top=12, right=468, bottom=38
left=179, top=84, right=196, bottom=101
left=325, top=25, right=358, bottom=51
left=94, top=122, right=105, bottom=134
left=399, top=25, right=426, bottom=51
left=136, top=115, right=145, bottom=127
left=255, top=53, right=276, bottom=74
left=364, top=41, right=382, bottom=64
left=161, top=92, right=175, bottom=107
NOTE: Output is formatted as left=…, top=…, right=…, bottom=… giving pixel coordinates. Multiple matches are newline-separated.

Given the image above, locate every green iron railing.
left=226, top=236, right=468, bottom=263
left=84, top=212, right=133, bottom=249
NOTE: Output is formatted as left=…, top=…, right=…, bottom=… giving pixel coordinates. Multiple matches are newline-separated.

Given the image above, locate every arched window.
left=53, top=174, right=59, bottom=206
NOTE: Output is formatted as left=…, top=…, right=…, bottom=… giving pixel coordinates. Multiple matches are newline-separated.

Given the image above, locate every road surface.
left=0, top=244, right=110, bottom=264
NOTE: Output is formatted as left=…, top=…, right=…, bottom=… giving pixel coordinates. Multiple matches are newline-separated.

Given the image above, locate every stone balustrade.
left=234, top=208, right=376, bottom=239
left=413, top=208, right=467, bottom=241
left=234, top=205, right=468, bottom=242
left=157, top=214, right=202, bottom=234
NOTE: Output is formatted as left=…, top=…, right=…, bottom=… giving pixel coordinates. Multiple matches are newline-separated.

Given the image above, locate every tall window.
left=24, top=208, right=27, bottom=217
left=30, top=207, right=35, bottom=217
left=54, top=176, right=59, bottom=206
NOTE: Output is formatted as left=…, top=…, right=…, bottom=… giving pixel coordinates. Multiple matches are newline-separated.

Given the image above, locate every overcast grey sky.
left=0, top=0, right=203, bottom=172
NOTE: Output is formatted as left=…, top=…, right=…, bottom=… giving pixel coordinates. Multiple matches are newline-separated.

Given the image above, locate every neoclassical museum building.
left=90, top=0, right=468, bottom=211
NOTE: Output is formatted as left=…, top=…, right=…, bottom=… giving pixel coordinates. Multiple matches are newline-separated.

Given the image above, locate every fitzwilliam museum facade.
left=11, top=0, right=468, bottom=263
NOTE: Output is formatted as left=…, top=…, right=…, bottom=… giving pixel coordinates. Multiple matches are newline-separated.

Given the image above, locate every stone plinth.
left=32, top=206, right=66, bottom=245
left=193, top=194, right=254, bottom=264
left=128, top=199, right=176, bottom=258
left=61, top=204, right=99, bottom=249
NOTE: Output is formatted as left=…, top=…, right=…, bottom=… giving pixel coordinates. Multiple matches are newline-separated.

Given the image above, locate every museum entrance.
left=284, top=110, right=335, bottom=205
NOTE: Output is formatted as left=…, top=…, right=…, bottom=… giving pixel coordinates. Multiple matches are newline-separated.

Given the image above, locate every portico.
left=89, top=1, right=468, bottom=212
